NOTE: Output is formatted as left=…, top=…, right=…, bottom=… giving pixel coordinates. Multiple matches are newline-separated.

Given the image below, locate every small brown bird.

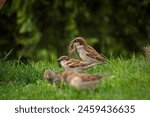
left=57, top=56, right=97, bottom=72
left=43, top=69, right=103, bottom=90
left=68, top=37, right=107, bottom=64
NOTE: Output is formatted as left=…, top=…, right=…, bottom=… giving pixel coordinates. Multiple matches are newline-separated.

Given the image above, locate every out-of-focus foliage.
left=0, top=0, right=150, bottom=61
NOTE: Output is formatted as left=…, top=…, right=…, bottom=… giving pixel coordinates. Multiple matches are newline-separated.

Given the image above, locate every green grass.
left=0, top=56, right=150, bottom=100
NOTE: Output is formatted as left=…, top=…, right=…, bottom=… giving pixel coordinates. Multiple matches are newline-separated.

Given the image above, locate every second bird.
left=68, top=37, right=107, bottom=64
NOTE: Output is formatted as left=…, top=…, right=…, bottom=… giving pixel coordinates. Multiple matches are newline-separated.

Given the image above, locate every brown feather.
left=62, top=71, right=102, bottom=82
left=85, top=45, right=107, bottom=62
left=66, top=59, right=91, bottom=68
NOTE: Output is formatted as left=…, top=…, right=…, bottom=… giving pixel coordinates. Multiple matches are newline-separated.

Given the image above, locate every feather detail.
left=66, top=59, right=91, bottom=68
left=85, top=46, right=107, bottom=62
left=62, top=71, right=102, bottom=82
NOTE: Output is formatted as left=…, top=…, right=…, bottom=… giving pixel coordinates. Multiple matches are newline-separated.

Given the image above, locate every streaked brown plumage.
left=68, top=37, right=107, bottom=64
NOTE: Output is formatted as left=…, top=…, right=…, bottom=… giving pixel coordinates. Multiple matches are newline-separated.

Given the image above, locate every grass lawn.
left=0, top=55, right=150, bottom=100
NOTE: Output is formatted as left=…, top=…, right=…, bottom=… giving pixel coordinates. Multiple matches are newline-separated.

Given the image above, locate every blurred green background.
left=0, top=0, right=150, bottom=61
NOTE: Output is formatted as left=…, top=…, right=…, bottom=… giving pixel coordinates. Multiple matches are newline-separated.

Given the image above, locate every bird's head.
left=71, top=37, right=87, bottom=46
left=68, top=37, right=87, bottom=54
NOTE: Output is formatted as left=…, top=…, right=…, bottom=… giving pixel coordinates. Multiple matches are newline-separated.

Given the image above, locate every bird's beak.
left=68, top=43, right=76, bottom=54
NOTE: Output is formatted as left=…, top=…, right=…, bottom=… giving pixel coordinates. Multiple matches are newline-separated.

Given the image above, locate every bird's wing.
left=85, top=46, right=107, bottom=62
left=66, top=59, right=91, bottom=68
left=73, top=72, right=102, bottom=81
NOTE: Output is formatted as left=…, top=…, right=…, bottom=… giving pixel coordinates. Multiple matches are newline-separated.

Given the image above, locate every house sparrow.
left=61, top=71, right=102, bottom=90
left=57, top=56, right=97, bottom=72
left=68, top=37, right=107, bottom=64
left=43, top=69, right=103, bottom=90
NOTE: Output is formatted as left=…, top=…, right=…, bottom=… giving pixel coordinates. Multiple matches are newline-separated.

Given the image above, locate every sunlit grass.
left=0, top=56, right=150, bottom=100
